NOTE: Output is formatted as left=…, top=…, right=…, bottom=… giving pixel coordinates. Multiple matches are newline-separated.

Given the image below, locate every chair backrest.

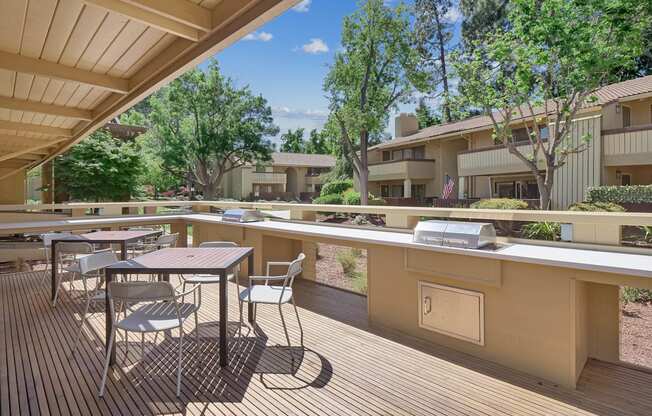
left=42, top=232, right=71, bottom=248
left=57, top=241, right=94, bottom=255
left=108, top=281, right=176, bottom=303
left=199, top=241, right=238, bottom=248
left=286, top=253, right=306, bottom=287
left=155, top=233, right=178, bottom=248
left=78, top=250, right=119, bottom=275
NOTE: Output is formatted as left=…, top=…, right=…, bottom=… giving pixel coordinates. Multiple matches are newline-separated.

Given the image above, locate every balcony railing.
left=368, top=159, right=436, bottom=181
left=249, top=171, right=287, bottom=184
left=457, top=143, right=545, bottom=177
left=602, top=124, right=652, bottom=166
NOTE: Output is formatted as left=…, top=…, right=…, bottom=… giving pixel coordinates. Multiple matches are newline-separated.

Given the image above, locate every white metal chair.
left=238, top=253, right=305, bottom=352
left=53, top=241, right=94, bottom=306
left=73, top=250, right=120, bottom=351
left=126, top=227, right=157, bottom=258
left=143, top=232, right=179, bottom=254
left=179, top=241, right=239, bottom=339
left=40, top=232, right=71, bottom=283
left=99, top=281, right=201, bottom=397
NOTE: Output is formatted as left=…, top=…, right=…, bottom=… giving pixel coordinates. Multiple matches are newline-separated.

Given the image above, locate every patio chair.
left=179, top=241, right=239, bottom=339
left=53, top=241, right=94, bottom=306
left=238, top=253, right=305, bottom=353
left=40, top=232, right=71, bottom=283
left=72, top=250, right=120, bottom=351
left=125, top=227, right=157, bottom=258
left=99, top=281, right=201, bottom=397
left=141, top=232, right=179, bottom=254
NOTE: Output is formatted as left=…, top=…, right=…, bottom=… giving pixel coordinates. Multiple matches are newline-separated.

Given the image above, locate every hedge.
left=586, top=185, right=652, bottom=204
left=568, top=202, right=625, bottom=212
left=313, top=193, right=343, bottom=205
left=320, top=179, right=354, bottom=197
left=342, top=189, right=361, bottom=205
left=470, top=198, right=529, bottom=210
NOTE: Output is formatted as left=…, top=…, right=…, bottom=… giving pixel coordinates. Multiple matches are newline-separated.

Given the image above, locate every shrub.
left=622, top=287, right=652, bottom=305
left=568, top=202, right=625, bottom=212
left=586, top=185, right=652, bottom=204
left=321, top=179, right=354, bottom=197
left=343, top=189, right=361, bottom=205
left=313, top=193, right=343, bottom=205
left=352, top=271, right=368, bottom=294
left=336, top=250, right=358, bottom=277
left=470, top=198, right=529, bottom=210
left=521, top=222, right=560, bottom=241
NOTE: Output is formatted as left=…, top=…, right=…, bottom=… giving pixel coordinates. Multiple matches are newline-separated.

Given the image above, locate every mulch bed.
left=621, top=302, right=652, bottom=369
left=314, top=243, right=367, bottom=293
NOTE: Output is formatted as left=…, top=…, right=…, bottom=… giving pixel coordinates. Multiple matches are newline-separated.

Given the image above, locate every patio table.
left=50, top=230, right=162, bottom=303
left=103, top=247, right=254, bottom=367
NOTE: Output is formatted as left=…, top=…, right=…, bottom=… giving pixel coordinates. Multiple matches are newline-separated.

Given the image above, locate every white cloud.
left=300, top=38, right=329, bottom=54
left=292, top=0, right=311, bottom=12
left=270, top=106, right=328, bottom=144
left=243, top=31, right=273, bottom=42
left=443, top=6, right=462, bottom=23
left=272, top=107, right=328, bottom=121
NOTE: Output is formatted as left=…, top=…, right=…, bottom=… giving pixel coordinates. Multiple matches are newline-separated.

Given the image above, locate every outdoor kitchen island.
left=188, top=213, right=652, bottom=389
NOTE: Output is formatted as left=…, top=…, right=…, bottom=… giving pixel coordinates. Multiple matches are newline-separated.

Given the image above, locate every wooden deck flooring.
left=2, top=270, right=652, bottom=415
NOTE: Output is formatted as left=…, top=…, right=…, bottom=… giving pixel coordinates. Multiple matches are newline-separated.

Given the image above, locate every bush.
left=568, top=201, right=625, bottom=212
left=313, top=193, right=343, bottom=205
left=586, top=185, right=652, bottom=204
left=470, top=198, right=529, bottom=210
left=622, top=287, right=652, bottom=305
left=521, top=222, right=560, bottom=241
left=343, top=189, right=361, bottom=205
left=336, top=250, right=358, bottom=277
left=321, top=179, right=354, bottom=197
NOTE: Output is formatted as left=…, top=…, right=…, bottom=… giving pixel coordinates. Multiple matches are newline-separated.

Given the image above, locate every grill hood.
left=413, top=220, right=496, bottom=249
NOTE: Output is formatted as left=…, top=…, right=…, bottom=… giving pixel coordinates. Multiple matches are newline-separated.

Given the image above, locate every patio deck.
left=1, top=271, right=652, bottom=416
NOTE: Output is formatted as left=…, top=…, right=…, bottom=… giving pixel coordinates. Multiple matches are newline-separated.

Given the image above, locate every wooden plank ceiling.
left=0, top=0, right=298, bottom=180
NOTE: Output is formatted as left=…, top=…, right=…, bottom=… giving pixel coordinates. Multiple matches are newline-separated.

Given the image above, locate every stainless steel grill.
left=221, top=209, right=264, bottom=223
left=413, top=220, right=496, bottom=249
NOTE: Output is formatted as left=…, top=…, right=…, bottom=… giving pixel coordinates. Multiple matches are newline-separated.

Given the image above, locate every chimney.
left=395, top=113, right=419, bottom=138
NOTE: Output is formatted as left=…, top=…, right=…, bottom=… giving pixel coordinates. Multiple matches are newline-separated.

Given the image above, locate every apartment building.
left=221, top=152, right=335, bottom=200
left=367, top=75, right=652, bottom=209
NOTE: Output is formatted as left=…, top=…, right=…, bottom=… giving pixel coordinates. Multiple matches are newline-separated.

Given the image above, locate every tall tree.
left=149, top=60, right=278, bottom=199
left=324, top=0, right=427, bottom=205
left=459, top=0, right=510, bottom=48
left=455, top=0, right=651, bottom=209
left=279, top=128, right=305, bottom=153
left=54, top=130, right=143, bottom=202
left=304, top=129, right=331, bottom=154
left=415, top=97, right=441, bottom=128
left=414, top=0, right=456, bottom=122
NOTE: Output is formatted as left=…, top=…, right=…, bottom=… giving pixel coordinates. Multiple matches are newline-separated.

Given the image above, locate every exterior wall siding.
left=603, top=129, right=652, bottom=166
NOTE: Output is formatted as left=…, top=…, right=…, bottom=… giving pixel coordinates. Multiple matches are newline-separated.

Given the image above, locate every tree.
left=279, top=128, right=305, bottom=153
left=304, top=129, right=331, bottom=154
left=324, top=0, right=427, bottom=205
left=136, top=133, right=182, bottom=199
left=54, top=130, right=143, bottom=202
left=415, top=98, right=441, bottom=128
left=459, top=0, right=510, bottom=48
left=149, top=60, right=278, bottom=199
left=414, top=0, right=456, bottom=122
left=455, top=0, right=651, bottom=209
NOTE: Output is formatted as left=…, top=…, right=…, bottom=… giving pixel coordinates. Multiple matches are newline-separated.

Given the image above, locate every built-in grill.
left=413, top=220, right=496, bottom=249
left=221, top=209, right=265, bottom=223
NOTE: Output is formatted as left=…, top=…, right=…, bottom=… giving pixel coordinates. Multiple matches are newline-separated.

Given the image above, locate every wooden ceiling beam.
left=121, top=0, right=212, bottom=31
left=0, top=121, right=73, bottom=137
left=0, top=51, right=129, bottom=94
left=0, top=96, right=92, bottom=121
left=0, top=138, right=66, bottom=163
left=211, top=0, right=258, bottom=30
left=0, top=134, right=63, bottom=146
left=0, top=162, right=33, bottom=180
left=83, top=0, right=203, bottom=41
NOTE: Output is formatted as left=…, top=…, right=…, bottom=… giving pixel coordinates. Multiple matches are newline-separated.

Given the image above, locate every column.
left=403, top=178, right=412, bottom=198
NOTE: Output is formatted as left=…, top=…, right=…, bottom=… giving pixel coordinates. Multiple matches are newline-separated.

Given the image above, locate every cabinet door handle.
left=423, top=296, right=432, bottom=315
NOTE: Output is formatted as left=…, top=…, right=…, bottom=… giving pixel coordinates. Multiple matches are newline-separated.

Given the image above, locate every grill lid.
left=222, top=209, right=264, bottom=223
left=413, top=220, right=496, bottom=249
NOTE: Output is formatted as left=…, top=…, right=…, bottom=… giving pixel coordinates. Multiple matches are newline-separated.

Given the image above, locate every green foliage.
left=313, top=193, right=344, bottom=205
left=568, top=202, right=625, bottom=212
left=54, top=130, right=143, bottom=202
left=470, top=198, right=529, bottom=210
left=459, top=0, right=510, bottom=48
left=304, top=129, right=332, bottom=154
left=454, top=0, right=651, bottom=209
left=521, top=222, right=560, bottom=241
left=336, top=249, right=358, bottom=277
left=352, top=271, right=368, bottom=294
left=622, top=287, right=652, bottom=305
left=149, top=59, right=277, bottom=199
left=415, top=98, right=441, bottom=129
left=324, top=0, right=428, bottom=204
left=586, top=185, right=652, bottom=204
left=279, top=128, right=305, bottom=153
left=343, top=189, right=361, bottom=205
left=136, top=133, right=182, bottom=198
left=321, top=179, right=354, bottom=197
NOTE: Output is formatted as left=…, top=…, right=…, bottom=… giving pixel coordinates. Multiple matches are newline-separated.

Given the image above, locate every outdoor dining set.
left=41, top=228, right=306, bottom=397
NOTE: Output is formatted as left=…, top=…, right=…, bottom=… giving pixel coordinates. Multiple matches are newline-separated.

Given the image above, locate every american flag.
left=442, top=176, right=455, bottom=199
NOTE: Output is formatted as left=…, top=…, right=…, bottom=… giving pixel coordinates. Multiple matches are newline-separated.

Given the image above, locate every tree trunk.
left=435, top=13, right=452, bottom=122
left=359, top=130, right=369, bottom=205
left=202, top=183, right=218, bottom=200
left=536, top=169, right=554, bottom=210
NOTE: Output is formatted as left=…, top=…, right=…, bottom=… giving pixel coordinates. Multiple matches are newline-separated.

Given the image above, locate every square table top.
left=105, top=247, right=253, bottom=274
left=52, top=230, right=161, bottom=243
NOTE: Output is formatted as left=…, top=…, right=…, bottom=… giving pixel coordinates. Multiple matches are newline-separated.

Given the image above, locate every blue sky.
left=205, top=0, right=461, bottom=144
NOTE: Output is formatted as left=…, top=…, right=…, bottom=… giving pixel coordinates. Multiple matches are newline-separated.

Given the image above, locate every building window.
left=382, top=151, right=391, bottom=161
left=413, top=146, right=425, bottom=159
left=392, top=150, right=403, bottom=161
left=381, top=184, right=390, bottom=197
left=391, top=184, right=404, bottom=198
left=411, top=184, right=426, bottom=200
left=623, top=105, right=631, bottom=127
left=621, top=173, right=631, bottom=186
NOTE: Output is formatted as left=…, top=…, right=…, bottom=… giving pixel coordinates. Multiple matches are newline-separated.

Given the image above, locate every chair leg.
left=141, top=333, right=145, bottom=358
left=278, top=304, right=293, bottom=361
left=194, top=311, right=200, bottom=342
left=291, top=298, right=304, bottom=347
left=53, top=271, right=70, bottom=307
left=176, top=328, right=184, bottom=397
left=99, top=328, right=116, bottom=397
left=238, top=300, right=244, bottom=339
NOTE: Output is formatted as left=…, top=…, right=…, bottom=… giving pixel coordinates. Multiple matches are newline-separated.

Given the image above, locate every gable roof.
left=270, top=152, right=336, bottom=168
left=372, top=75, right=652, bottom=151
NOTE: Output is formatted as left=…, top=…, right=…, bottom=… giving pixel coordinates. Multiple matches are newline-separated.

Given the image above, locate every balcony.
left=249, top=171, right=287, bottom=185
left=603, top=124, right=652, bottom=166
left=368, top=159, right=436, bottom=181
left=305, top=173, right=326, bottom=185
left=457, top=143, right=545, bottom=176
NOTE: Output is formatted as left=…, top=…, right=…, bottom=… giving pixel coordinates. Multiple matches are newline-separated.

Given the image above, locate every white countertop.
left=2, top=212, right=650, bottom=278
